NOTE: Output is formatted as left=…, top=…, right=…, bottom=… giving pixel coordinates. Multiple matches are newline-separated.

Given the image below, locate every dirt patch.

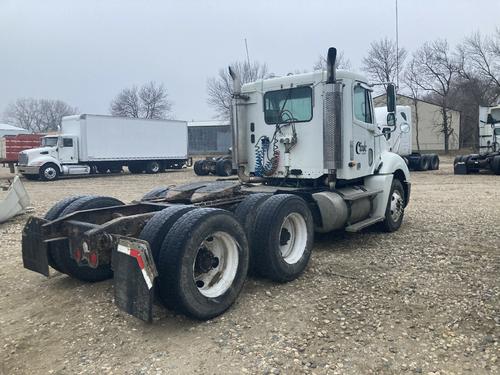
left=0, top=158, right=498, bottom=374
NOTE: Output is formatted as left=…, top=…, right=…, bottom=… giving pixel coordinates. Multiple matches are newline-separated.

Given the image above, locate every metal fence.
left=188, top=125, right=232, bottom=155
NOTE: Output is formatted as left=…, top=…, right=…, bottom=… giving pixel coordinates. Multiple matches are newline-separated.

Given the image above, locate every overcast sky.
left=1, top=0, right=499, bottom=121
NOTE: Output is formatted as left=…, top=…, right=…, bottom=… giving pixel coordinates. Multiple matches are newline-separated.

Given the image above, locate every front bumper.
left=18, top=165, right=40, bottom=175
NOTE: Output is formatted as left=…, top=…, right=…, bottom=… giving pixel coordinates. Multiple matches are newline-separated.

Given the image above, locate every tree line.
left=3, top=81, right=172, bottom=133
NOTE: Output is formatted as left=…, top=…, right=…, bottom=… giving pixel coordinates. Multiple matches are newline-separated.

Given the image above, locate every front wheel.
left=39, top=163, right=60, bottom=181
left=381, top=178, right=405, bottom=232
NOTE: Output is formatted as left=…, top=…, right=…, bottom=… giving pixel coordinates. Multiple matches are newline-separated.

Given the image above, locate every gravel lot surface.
left=0, top=156, right=498, bottom=374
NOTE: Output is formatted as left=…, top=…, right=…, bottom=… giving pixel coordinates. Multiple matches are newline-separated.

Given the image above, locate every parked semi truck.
left=1, top=133, right=44, bottom=172
left=453, top=105, right=500, bottom=174
left=21, top=48, right=411, bottom=322
left=193, top=149, right=235, bottom=177
left=17, top=114, right=189, bottom=181
left=375, top=106, right=440, bottom=171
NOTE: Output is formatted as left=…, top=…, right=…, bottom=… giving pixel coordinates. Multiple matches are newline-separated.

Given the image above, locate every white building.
left=0, top=123, right=28, bottom=138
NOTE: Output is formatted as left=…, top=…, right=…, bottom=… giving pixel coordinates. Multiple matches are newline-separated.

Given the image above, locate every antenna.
left=395, top=0, right=399, bottom=89
left=244, top=38, right=251, bottom=66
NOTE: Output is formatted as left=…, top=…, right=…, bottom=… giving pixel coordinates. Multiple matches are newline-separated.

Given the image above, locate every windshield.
left=491, top=109, right=500, bottom=123
left=264, top=86, right=313, bottom=124
left=41, top=137, right=58, bottom=147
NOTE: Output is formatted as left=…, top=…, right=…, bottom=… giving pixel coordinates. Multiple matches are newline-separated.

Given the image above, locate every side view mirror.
left=386, top=112, right=396, bottom=128
left=386, top=83, right=396, bottom=113
left=400, top=122, right=410, bottom=133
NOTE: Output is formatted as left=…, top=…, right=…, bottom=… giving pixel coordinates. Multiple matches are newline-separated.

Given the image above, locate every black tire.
left=453, top=155, right=463, bottom=166
left=234, top=193, right=272, bottom=272
left=146, top=161, right=161, bottom=174
left=430, top=154, right=439, bottom=170
left=157, top=208, right=249, bottom=320
left=141, top=186, right=169, bottom=201
left=418, top=155, right=430, bottom=171
left=128, top=163, right=144, bottom=174
left=139, top=205, right=196, bottom=262
left=491, top=155, right=500, bottom=175
left=39, top=163, right=60, bottom=181
left=253, top=194, right=314, bottom=283
left=381, top=178, right=405, bottom=232
left=23, top=174, right=39, bottom=181
left=216, top=159, right=233, bottom=176
left=193, top=160, right=209, bottom=176
left=51, top=196, right=124, bottom=282
left=45, top=195, right=87, bottom=272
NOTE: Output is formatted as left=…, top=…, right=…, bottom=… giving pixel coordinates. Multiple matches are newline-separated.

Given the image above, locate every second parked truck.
left=18, top=114, right=189, bottom=181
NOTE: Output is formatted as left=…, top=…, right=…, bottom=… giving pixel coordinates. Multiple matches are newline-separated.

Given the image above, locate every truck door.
left=58, top=137, right=78, bottom=164
left=351, top=82, right=376, bottom=177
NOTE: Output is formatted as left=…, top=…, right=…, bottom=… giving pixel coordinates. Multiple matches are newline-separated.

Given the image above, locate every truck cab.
left=18, top=134, right=80, bottom=180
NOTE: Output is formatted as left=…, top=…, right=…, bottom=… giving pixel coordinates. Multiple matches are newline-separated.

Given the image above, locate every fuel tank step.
left=345, top=216, right=384, bottom=232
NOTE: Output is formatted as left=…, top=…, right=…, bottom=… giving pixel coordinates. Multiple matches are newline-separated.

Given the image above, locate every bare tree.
left=207, top=61, right=268, bottom=119
left=39, top=99, right=78, bottom=131
left=110, top=81, right=172, bottom=119
left=3, top=98, right=77, bottom=132
left=403, top=58, right=421, bottom=151
left=139, top=82, right=172, bottom=119
left=362, top=37, right=407, bottom=88
left=313, top=50, right=351, bottom=71
left=459, top=31, right=500, bottom=90
left=412, top=39, right=460, bottom=153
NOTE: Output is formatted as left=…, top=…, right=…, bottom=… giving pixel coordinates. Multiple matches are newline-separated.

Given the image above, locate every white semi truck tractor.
left=21, top=48, right=411, bottom=322
left=17, top=114, right=189, bottom=181
left=453, top=105, right=500, bottom=174
left=375, top=106, right=440, bottom=171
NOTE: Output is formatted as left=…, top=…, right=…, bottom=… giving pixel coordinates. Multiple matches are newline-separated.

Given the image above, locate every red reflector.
left=129, top=249, right=145, bottom=270
left=88, top=252, right=98, bottom=267
left=74, top=248, right=82, bottom=262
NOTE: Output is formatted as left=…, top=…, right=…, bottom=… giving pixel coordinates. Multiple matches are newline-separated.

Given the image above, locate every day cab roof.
left=241, top=69, right=370, bottom=93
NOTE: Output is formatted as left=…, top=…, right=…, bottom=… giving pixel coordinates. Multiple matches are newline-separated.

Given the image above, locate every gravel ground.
left=0, top=156, right=499, bottom=375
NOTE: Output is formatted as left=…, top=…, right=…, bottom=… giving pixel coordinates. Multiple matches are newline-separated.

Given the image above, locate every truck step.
left=345, top=216, right=385, bottom=232
left=338, top=189, right=382, bottom=201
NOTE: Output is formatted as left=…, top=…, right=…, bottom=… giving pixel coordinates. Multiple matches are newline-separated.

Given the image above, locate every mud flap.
left=21, top=217, right=50, bottom=277
left=113, top=237, right=158, bottom=323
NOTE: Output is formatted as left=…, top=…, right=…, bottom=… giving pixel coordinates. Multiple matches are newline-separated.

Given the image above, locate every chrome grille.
left=18, top=152, right=28, bottom=166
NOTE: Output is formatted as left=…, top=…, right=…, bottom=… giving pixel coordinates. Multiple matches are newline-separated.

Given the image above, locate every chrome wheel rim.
left=390, top=190, right=404, bottom=222
left=44, top=167, right=57, bottom=180
left=193, top=231, right=239, bottom=298
left=279, top=213, right=307, bottom=264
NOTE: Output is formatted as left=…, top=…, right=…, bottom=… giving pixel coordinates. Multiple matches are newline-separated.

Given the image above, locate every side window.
left=63, top=138, right=73, bottom=147
left=353, top=85, right=373, bottom=124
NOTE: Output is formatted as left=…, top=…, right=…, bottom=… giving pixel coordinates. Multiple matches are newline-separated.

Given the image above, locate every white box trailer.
left=18, top=114, right=189, bottom=181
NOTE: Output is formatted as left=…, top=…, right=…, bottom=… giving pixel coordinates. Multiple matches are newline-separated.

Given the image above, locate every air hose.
left=255, top=136, right=280, bottom=177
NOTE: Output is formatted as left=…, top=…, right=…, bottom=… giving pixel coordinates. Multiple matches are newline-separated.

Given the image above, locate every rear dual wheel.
left=46, top=195, right=124, bottom=281
left=141, top=207, right=249, bottom=320
left=193, top=160, right=209, bottom=176
left=237, top=194, right=314, bottom=282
